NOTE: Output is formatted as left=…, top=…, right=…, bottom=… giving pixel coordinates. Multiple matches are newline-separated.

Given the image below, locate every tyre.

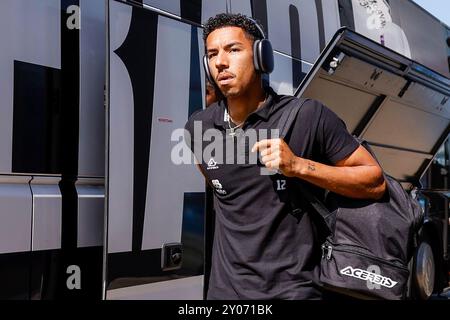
left=413, top=240, right=435, bottom=300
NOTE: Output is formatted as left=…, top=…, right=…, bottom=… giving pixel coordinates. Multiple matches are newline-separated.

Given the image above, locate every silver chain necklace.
left=225, top=93, right=269, bottom=137
left=227, top=116, right=244, bottom=137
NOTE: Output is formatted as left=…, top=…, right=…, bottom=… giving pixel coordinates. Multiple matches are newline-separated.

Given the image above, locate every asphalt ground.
left=430, top=286, right=450, bottom=299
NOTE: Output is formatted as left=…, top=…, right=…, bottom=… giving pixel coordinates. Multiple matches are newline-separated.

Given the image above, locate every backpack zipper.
left=321, top=242, right=408, bottom=272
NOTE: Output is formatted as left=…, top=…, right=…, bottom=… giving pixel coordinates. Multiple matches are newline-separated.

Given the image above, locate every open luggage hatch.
left=295, top=28, right=450, bottom=190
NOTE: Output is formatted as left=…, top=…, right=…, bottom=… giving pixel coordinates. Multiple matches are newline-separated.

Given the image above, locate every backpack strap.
left=278, top=97, right=306, bottom=140
left=277, top=98, right=333, bottom=233
left=295, top=183, right=334, bottom=233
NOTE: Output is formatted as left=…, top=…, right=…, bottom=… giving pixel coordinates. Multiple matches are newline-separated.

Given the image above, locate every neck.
left=226, top=81, right=267, bottom=124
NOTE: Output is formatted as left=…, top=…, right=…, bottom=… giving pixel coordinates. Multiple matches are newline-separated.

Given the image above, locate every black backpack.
left=278, top=98, right=424, bottom=300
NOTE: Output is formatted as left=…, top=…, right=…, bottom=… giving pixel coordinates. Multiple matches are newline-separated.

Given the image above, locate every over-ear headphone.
left=203, top=18, right=274, bottom=85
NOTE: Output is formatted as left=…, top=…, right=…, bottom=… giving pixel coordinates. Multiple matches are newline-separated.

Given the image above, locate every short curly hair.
left=203, top=13, right=264, bottom=44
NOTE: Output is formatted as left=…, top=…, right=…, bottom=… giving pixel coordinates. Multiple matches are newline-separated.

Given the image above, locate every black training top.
left=184, top=87, right=359, bottom=300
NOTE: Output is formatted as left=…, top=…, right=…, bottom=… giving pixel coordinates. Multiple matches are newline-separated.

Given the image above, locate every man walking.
left=185, top=13, right=386, bottom=300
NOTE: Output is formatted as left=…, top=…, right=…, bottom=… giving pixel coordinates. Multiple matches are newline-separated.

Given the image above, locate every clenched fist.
left=252, top=139, right=302, bottom=177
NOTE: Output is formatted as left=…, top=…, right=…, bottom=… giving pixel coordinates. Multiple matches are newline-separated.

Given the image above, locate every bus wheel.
left=414, top=240, right=435, bottom=300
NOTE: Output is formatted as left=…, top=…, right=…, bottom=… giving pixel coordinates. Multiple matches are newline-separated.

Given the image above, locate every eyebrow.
left=206, top=41, right=244, bottom=53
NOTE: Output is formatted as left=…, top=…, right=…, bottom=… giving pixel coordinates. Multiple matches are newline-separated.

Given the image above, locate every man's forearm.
left=293, top=157, right=386, bottom=200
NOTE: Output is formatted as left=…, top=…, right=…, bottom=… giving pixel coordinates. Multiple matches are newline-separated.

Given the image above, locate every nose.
left=214, top=50, right=229, bottom=72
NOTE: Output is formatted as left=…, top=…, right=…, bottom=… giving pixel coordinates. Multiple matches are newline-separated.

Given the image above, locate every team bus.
left=0, top=0, right=448, bottom=300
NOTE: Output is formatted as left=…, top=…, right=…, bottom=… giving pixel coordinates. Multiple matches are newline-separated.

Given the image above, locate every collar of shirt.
left=213, top=87, right=279, bottom=129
